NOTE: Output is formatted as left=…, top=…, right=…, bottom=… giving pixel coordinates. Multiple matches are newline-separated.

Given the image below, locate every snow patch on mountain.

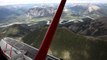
left=88, top=5, right=100, bottom=12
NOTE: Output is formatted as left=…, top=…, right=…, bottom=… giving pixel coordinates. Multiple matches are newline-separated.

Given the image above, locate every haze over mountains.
left=0, top=3, right=107, bottom=25
left=0, top=3, right=107, bottom=60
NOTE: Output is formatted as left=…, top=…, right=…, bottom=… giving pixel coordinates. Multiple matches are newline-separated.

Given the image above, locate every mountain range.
left=0, top=3, right=107, bottom=24
left=1, top=3, right=107, bottom=60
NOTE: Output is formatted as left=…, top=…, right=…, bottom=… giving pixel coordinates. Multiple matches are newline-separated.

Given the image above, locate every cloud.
left=0, top=0, right=107, bottom=6
left=70, top=0, right=107, bottom=3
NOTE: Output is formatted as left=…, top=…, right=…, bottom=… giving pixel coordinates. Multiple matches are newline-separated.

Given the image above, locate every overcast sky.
left=0, top=0, right=107, bottom=6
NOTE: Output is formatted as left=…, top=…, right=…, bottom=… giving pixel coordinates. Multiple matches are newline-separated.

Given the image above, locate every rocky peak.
left=26, top=7, right=56, bottom=18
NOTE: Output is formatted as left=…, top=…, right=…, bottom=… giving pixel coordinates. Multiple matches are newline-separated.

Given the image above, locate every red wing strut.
left=34, top=0, right=66, bottom=60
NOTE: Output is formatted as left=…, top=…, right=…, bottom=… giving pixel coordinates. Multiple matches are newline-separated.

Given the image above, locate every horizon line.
left=0, top=2, right=107, bottom=6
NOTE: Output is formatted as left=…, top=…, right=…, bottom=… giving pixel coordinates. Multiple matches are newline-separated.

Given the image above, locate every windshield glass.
left=0, top=0, right=107, bottom=60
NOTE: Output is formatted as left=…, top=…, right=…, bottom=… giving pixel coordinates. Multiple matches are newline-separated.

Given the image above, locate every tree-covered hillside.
left=22, top=27, right=107, bottom=60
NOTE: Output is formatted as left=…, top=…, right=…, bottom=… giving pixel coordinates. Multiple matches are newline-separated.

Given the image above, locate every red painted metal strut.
left=34, top=0, right=66, bottom=60
left=4, top=43, right=8, bottom=53
left=10, top=47, right=12, bottom=57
